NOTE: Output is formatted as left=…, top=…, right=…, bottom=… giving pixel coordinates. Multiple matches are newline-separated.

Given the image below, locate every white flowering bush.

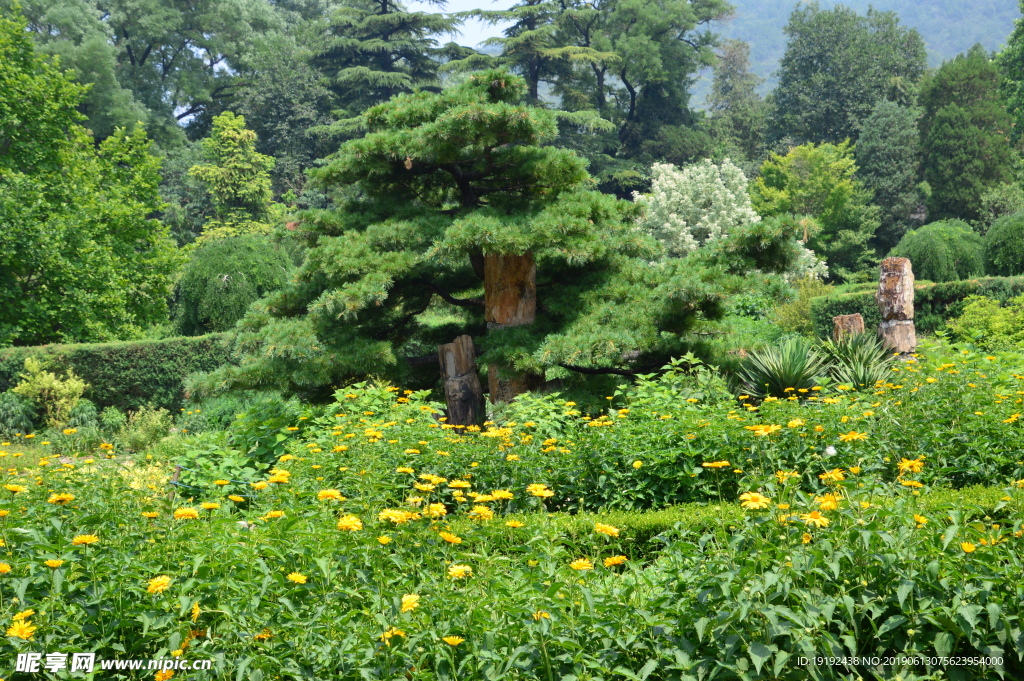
left=633, top=159, right=762, bottom=256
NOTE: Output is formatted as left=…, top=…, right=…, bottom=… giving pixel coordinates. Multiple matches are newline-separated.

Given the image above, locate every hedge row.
left=0, top=334, right=235, bottom=413
left=808, top=276, right=1024, bottom=338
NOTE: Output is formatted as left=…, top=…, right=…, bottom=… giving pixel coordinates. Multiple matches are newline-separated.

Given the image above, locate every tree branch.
left=410, top=280, right=484, bottom=308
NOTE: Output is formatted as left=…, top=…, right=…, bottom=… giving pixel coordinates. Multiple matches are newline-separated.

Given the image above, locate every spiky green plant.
left=817, top=332, right=896, bottom=391
left=0, top=391, right=36, bottom=436
left=737, top=336, right=828, bottom=399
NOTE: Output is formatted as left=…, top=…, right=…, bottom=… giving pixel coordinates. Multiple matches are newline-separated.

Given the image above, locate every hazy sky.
left=404, top=0, right=511, bottom=48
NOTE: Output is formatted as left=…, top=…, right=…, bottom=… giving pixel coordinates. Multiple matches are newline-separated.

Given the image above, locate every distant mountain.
left=693, top=0, right=1020, bottom=105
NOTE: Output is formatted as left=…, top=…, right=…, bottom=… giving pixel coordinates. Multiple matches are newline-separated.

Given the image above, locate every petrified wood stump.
left=484, top=253, right=543, bottom=403
left=438, top=335, right=484, bottom=427
left=876, top=257, right=916, bottom=353
left=832, top=313, right=865, bottom=340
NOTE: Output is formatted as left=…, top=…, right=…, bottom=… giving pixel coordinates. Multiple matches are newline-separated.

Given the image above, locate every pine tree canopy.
left=189, top=70, right=802, bottom=400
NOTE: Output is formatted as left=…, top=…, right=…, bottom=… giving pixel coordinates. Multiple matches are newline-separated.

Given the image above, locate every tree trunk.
left=876, top=257, right=916, bottom=353
left=437, top=335, right=484, bottom=426
left=484, top=253, right=543, bottom=403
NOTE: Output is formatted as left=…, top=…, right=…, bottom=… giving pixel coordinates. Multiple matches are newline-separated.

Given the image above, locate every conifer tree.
left=191, top=71, right=804, bottom=402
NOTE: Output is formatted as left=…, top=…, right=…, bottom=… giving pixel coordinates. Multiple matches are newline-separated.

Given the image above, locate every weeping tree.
left=189, top=71, right=804, bottom=404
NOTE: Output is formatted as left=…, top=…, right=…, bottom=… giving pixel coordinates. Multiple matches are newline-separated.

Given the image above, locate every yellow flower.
left=897, top=457, right=925, bottom=475
left=378, top=535, right=392, bottom=545
left=961, top=542, right=976, bottom=553
left=838, top=431, right=868, bottom=442
left=801, top=532, right=812, bottom=544
left=414, top=483, right=436, bottom=492
left=336, top=515, right=363, bottom=531
left=174, top=508, right=200, bottom=520
left=814, top=493, right=841, bottom=511
left=505, top=520, right=525, bottom=528
left=71, top=534, right=99, bottom=545
left=317, top=489, right=345, bottom=501
left=468, top=505, right=493, bottom=521
left=261, top=510, right=285, bottom=520
left=914, top=514, right=928, bottom=527
left=800, top=511, right=830, bottom=528
left=6, top=620, right=36, bottom=639
left=286, top=572, right=307, bottom=584
left=0, top=563, right=10, bottom=574
left=228, top=495, right=245, bottom=503
left=744, top=424, right=782, bottom=437
left=775, top=470, right=799, bottom=484
left=213, top=479, right=230, bottom=486
left=787, top=419, right=805, bottom=428
left=379, top=509, right=417, bottom=524
left=632, top=460, right=643, bottom=469
left=447, top=480, right=471, bottom=489
left=814, top=425, right=825, bottom=432
left=401, top=594, right=420, bottom=613
left=818, top=468, right=845, bottom=484
left=848, top=466, right=861, bottom=474
left=253, top=628, right=273, bottom=641
left=448, top=564, right=472, bottom=579
left=491, top=489, right=514, bottom=500
left=380, top=628, right=406, bottom=646
left=47, top=493, right=75, bottom=505
left=532, top=610, right=550, bottom=620
left=439, top=531, right=462, bottom=544
left=155, top=669, right=175, bottom=681
left=442, top=635, right=465, bottom=646
left=250, top=481, right=269, bottom=491
left=702, top=460, right=731, bottom=469
left=12, top=609, right=35, bottom=621
left=900, top=480, right=924, bottom=488
left=526, top=483, right=554, bottom=498
left=147, top=575, right=173, bottom=594
left=425, top=503, right=447, bottom=518
left=569, top=558, right=594, bottom=571
left=396, top=467, right=415, bottom=474
left=603, top=555, right=628, bottom=567
left=738, top=492, right=771, bottom=510
left=141, top=511, right=159, bottom=518
left=200, top=502, right=220, bottom=510
left=191, top=601, right=201, bottom=622
left=44, top=559, right=64, bottom=568
left=594, top=523, right=620, bottom=537
left=4, top=485, right=27, bottom=494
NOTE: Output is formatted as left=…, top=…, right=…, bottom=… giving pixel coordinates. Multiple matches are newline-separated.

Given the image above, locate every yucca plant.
left=737, top=336, right=829, bottom=399
left=817, top=332, right=896, bottom=391
left=0, top=391, right=36, bottom=436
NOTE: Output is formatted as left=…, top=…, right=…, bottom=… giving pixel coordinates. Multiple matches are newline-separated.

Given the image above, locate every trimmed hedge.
left=809, top=276, right=1024, bottom=338
left=0, top=334, right=234, bottom=413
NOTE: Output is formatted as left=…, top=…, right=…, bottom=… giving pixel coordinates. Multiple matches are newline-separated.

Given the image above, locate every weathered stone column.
left=832, top=314, right=865, bottom=340
left=484, top=253, right=543, bottom=403
left=438, top=335, right=484, bottom=426
left=876, top=257, right=916, bottom=353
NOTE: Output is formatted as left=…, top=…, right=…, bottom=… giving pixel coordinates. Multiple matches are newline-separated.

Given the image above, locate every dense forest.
left=3, top=0, right=1024, bottom=394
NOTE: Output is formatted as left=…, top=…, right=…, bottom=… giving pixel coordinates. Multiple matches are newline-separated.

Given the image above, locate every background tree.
left=188, top=112, right=277, bottom=242
left=769, top=3, right=926, bottom=146
left=889, top=220, right=984, bottom=282
left=984, top=210, right=1024, bottom=276
left=998, top=0, right=1024, bottom=144
left=752, top=141, right=879, bottom=281
left=190, top=70, right=804, bottom=402
left=173, top=236, right=294, bottom=336
left=855, top=100, right=923, bottom=250
left=706, top=39, right=767, bottom=167
left=918, top=45, right=1016, bottom=223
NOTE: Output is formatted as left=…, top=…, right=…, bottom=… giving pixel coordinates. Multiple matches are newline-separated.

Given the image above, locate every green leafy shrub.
left=984, top=210, right=1024, bottom=276
left=172, top=235, right=293, bottom=336
left=889, top=219, right=984, bottom=282
left=945, top=294, right=1024, bottom=350
left=808, top=276, right=1024, bottom=338
left=120, top=406, right=173, bottom=452
left=99, top=406, right=127, bottom=436
left=817, top=332, right=896, bottom=391
left=772, top=277, right=833, bottom=335
left=66, top=398, right=98, bottom=430
left=737, top=336, right=828, bottom=398
left=177, top=392, right=276, bottom=434
left=0, top=391, right=35, bottom=436
left=10, top=357, right=87, bottom=427
left=0, top=334, right=234, bottom=413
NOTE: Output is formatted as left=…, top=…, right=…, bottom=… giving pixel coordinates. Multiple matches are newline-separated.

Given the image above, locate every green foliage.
left=188, top=112, right=277, bottom=242
left=173, top=236, right=293, bottom=336
left=1, top=12, right=180, bottom=346
left=737, top=336, right=828, bottom=399
left=984, top=210, right=1024, bottom=276
left=817, top=332, right=896, bottom=391
left=975, top=181, right=1024, bottom=235
left=998, top=0, right=1024, bottom=144
left=772, top=277, right=833, bottom=335
left=752, top=141, right=880, bottom=281
left=706, top=39, right=767, bottom=164
left=855, top=100, right=924, bottom=250
left=0, top=391, right=35, bottom=436
left=66, top=397, right=98, bottom=430
left=120, top=405, right=172, bottom=452
left=808, top=276, right=1024, bottom=338
left=0, top=334, right=235, bottom=413
left=11, top=356, right=87, bottom=427
left=919, top=45, right=1016, bottom=223
left=946, top=294, right=1024, bottom=350
left=98, top=405, right=127, bottom=435
left=769, top=4, right=926, bottom=145
left=890, top=220, right=985, bottom=282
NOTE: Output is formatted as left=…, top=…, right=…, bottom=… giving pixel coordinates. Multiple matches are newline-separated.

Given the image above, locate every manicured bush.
left=984, top=210, right=1024, bottom=276
left=889, top=219, right=984, bottom=282
left=172, top=235, right=293, bottom=336
left=808, top=276, right=1024, bottom=338
left=0, top=334, right=235, bottom=413
left=945, top=294, right=1024, bottom=350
